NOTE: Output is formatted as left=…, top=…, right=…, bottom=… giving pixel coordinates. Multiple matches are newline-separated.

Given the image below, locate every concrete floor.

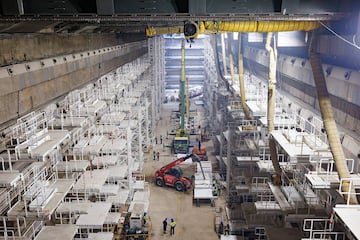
left=143, top=102, right=221, bottom=240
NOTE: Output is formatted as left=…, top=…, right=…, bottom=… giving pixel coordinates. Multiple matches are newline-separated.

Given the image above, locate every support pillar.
left=265, top=32, right=282, bottom=184
left=221, top=34, right=228, bottom=76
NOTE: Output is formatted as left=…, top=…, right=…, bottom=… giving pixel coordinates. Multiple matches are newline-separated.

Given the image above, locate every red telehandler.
left=155, top=154, right=205, bottom=191
left=192, top=141, right=207, bottom=161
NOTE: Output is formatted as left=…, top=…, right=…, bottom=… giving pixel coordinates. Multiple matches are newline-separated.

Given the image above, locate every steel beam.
left=0, top=13, right=343, bottom=23
left=0, top=0, right=23, bottom=15
left=189, top=0, right=206, bottom=14
left=96, top=0, right=114, bottom=15
left=281, top=0, right=299, bottom=14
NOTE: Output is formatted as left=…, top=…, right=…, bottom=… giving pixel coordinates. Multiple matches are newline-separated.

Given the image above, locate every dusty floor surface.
left=143, top=102, right=223, bottom=240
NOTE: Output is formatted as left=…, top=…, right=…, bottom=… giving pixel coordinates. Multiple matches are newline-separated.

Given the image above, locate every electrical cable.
left=353, top=34, right=359, bottom=46
left=318, top=21, right=360, bottom=50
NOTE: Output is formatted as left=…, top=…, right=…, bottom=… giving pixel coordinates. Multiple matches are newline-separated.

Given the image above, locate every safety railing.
left=312, top=231, right=345, bottom=239
left=294, top=114, right=328, bottom=146
left=338, top=177, right=360, bottom=205
left=11, top=111, right=48, bottom=146
left=255, top=227, right=266, bottom=240
left=273, top=113, right=297, bottom=129
left=0, top=189, right=11, bottom=215
left=0, top=216, right=27, bottom=238
left=22, top=166, right=59, bottom=217
left=306, top=159, right=355, bottom=190
left=22, top=221, right=44, bottom=239
left=55, top=207, right=82, bottom=225
left=259, top=151, right=286, bottom=163
left=0, top=230, right=15, bottom=240
left=303, top=218, right=333, bottom=237
left=251, top=177, right=269, bottom=190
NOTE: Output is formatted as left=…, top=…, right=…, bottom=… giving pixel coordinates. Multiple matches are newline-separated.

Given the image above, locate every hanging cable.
left=319, top=21, right=360, bottom=50
left=353, top=34, right=359, bottom=46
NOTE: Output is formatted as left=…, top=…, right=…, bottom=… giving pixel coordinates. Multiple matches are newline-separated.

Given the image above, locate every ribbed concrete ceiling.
left=0, top=0, right=357, bottom=34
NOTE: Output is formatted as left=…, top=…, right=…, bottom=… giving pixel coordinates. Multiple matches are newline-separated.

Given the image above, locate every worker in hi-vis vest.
left=143, top=212, right=148, bottom=225
left=170, top=218, right=176, bottom=235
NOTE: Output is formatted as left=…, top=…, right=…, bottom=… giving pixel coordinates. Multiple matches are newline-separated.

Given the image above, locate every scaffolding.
left=0, top=49, right=156, bottom=240
left=206, top=33, right=360, bottom=240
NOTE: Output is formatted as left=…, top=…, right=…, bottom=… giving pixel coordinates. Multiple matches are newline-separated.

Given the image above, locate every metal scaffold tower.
left=203, top=36, right=218, bottom=133
left=0, top=44, right=154, bottom=240
left=148, top=36, right=165, bottom=139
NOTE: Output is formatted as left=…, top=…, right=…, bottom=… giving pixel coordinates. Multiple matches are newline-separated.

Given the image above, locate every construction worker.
left=224, top=223, right=230, bottom=235
left=170, top=218, right=176, bottom=235
left=217, top=183, right=221, bottom=196
left=212, top=184, right=219, bottom=196
left=143, top=212, right=148, bottom=225
left=156, top=151, right=160, bottom=161
left=218, top=221, right=224, bottom=235
left=162, top=218, right=168, bottom=233
left=212, top=178, right=217, bottom=186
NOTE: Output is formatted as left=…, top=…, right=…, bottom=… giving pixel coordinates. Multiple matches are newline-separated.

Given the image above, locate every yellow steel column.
left=266, top=32, right=277, bottom=133
left=265, top=32, right=282, bottom=183
left=221, top=34, right=228, bottom=76
left=309, top=34, right=358, bottom=204
left=229, top=54, right=236, bottom=100
left=238, top=32, right=252, bottom=119
left=186, top=77, right=190, bottom=121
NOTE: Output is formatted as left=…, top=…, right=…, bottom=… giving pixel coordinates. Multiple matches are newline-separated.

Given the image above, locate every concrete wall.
left=0, top=33, right=145, bottom=66
left=0, top=33, right=147, bottom=128
left=243, top=46, right=360, bottom=160
left=315, top=34, right=360, bottom=70
left=243, top=47, right=360, bottom=134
